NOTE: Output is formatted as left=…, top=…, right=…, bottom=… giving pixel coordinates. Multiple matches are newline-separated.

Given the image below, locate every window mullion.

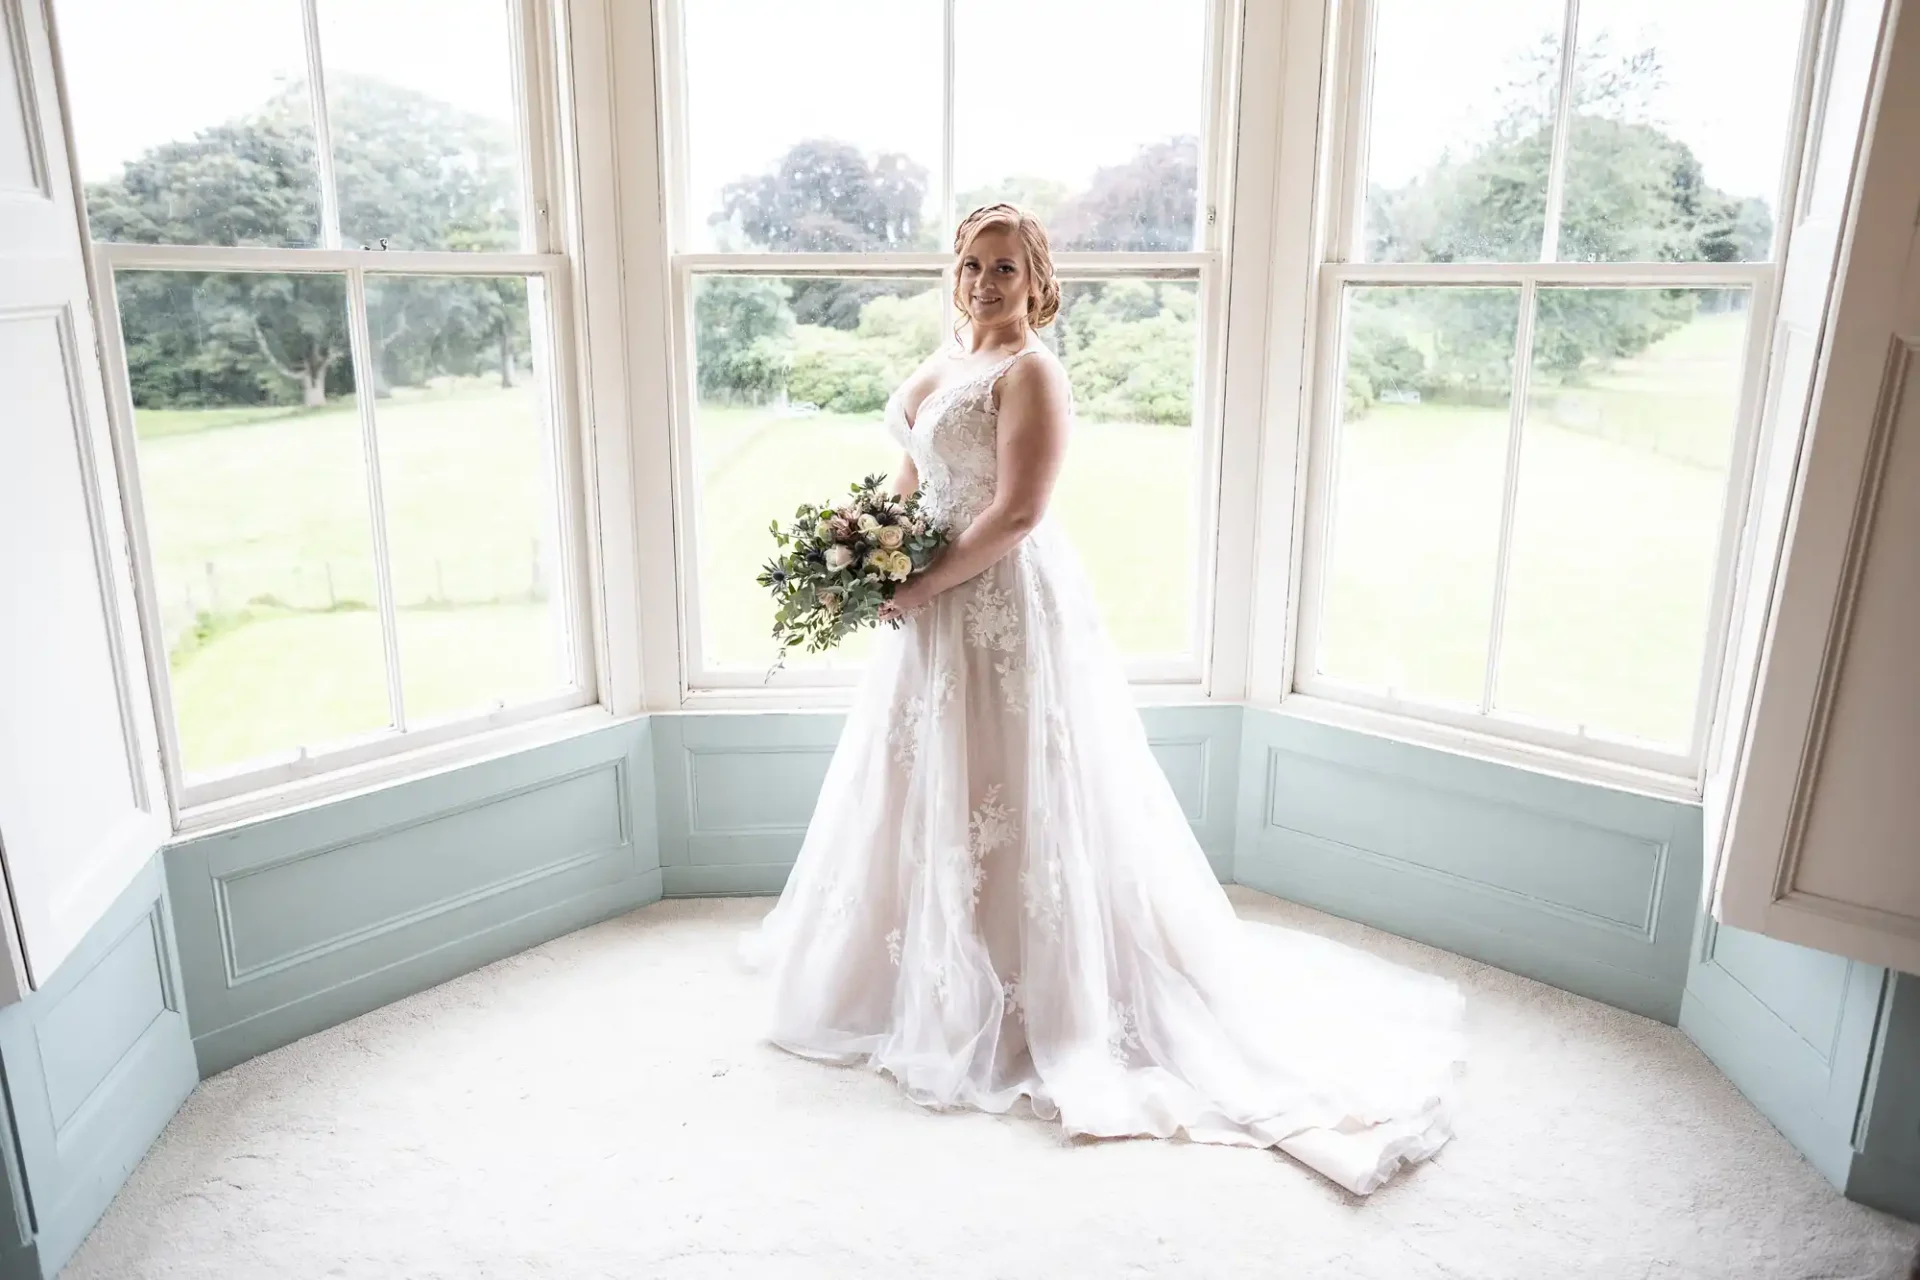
left=1538, top=0, right=1584, bottom=262
left=1480, top=276, right=1541, bottom=715
left=300, top=0, right=343, bottom=250
left=508, top=0, right=551, bottom=253
left=1333, top=0, right=1380, bottom=263
left=343, top=266, right=409, bottom=733
left=941, top=0, right=956, bottom=231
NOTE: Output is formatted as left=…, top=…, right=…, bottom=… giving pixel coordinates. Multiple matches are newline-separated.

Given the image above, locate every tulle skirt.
left=742, top=524, right=1464, bottom=1194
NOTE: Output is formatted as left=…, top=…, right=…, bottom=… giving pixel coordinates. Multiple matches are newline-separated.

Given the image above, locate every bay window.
left=33, top=0, right=1839, bottom=822
left=660, top=0, right=1231, bottom=690
left=1290, top=0, right=1814, bottom=772
left=54, top=0, right=595, bottom=810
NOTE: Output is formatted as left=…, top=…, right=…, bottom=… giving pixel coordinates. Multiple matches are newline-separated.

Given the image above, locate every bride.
left=742, top=204, right=1464, bottom=1195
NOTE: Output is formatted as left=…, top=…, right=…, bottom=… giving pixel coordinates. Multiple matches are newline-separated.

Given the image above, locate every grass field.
left=139, top=309, right=1745, bottom=774
left=135, top=380, right=571, bottom=774
left=1318, top=309, right=1745, bottom=746
left=690, top=405, right=1198, bottom=671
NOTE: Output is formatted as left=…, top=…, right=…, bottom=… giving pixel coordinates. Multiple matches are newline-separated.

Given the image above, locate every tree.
left=695, top=276, right=794, bottom=402
left=1051, top=136, right=1200, bottom=252
left=956, top=176, right=1072, bottom=226
left=90, top=80, right=526, bottom=410
left=718, top=139, right=931, bottom=253
left=1053, top=282, right=1197, bottom=425
left=715, top=140, right=934, bottom=329
left=1355, top=38, right=1775, bottom=404
left=326, top=77, right=521, bottom=254
left=84, top=92, right=321, bottom=249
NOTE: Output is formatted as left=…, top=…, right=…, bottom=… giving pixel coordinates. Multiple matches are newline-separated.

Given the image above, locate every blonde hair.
left=952, top=203, right=1061, bottom=331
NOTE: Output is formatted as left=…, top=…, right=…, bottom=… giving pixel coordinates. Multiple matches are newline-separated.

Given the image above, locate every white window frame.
left=1265, top=0, right=1828, bottom=783
left=650, top=0, right=1244, bottom=704
left=62, top=0, right=642, bottom=829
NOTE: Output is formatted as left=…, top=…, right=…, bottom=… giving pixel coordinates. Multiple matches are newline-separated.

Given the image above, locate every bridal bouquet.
left=758, top=474, right=947, bottom=676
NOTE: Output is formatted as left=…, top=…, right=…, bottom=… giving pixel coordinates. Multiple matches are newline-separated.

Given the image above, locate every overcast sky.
left=56, top=0, right=1806, bottom=236
left=1367, top=0, right=1805, bottom=199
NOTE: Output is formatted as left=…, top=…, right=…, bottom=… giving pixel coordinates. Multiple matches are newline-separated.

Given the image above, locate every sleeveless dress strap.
left=984, top=344, right=1042, bottom=403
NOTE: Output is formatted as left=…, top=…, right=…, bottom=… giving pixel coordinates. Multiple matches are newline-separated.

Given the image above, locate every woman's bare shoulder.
left=999, top=344, right=1071, bottom=410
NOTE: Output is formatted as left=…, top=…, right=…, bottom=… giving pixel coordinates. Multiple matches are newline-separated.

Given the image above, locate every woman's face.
left=958, top=226, right=1031, bottom=330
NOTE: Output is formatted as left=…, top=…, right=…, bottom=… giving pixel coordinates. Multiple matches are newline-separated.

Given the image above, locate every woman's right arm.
left=886, top=453, right=920, bottom=498
left=887, top=348, right=944, bottom=498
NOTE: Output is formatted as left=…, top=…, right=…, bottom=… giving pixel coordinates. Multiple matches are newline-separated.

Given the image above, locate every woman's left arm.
left=881, top=355, right=1071, bottom=617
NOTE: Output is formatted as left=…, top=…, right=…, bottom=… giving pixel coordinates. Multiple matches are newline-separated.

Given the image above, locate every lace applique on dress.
left=1002, top=974, right=1025, bottom=1023
left=1108, top=1001, right=1142, bottom=1066
left=966, top=575, right=1020, bottom=651
left=1021, top=851, right=1063, bottom=939
left=946, top=783, right=1015, bottom=910
left=895, top=347, right=1040, bottom=532
left=889, top=692, right=929, bottom=766
left=994, top=654, right=1028, bottom=709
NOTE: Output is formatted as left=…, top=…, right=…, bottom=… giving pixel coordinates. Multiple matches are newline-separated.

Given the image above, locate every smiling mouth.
left=973, top=295, right=1002, bottom=305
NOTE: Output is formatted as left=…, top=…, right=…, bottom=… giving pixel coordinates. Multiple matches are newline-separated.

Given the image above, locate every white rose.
left=876, top=525, right=905, bottom=550
left=857, top=513, right=881, bottom=534
left=824, top=545, right=854, bottom=571
left=887, top=550, right=914, bottom=581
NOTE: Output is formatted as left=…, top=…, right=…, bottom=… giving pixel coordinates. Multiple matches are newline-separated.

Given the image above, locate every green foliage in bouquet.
left=758, top=474, right=948, bottom=677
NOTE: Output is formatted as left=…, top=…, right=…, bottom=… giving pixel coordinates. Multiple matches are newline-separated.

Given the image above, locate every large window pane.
left=1495, top=288, right=1749, bottom=745
left=1044, top=280, right=1200, bottom=656
left=1315, top=286, right=1522, bottom=704
left=56, top=0, right=321, bottom=247
left=1558, top=0, right=1804, bottom=263
left=955, top=0, right=1206, bottom=252
left=1362, top=0, right=1566, bottom=263
left=116, top=270, right=387, bottom=775
left=365, top=275, right=572, bottom=721
left=691, top=275, right=1202, bottom=671
left=682, top=2, right=941, bottom=253
left=318, top=0, right=527, bottom=251
left=691, top=276, right=936, bottom=670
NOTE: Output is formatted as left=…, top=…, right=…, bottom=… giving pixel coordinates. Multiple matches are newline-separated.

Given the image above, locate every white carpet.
left=66, top=889, right=1920, bottom=1279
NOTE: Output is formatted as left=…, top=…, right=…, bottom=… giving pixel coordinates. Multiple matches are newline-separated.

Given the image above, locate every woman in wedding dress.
left=742, top=204, right=1464, bottom=1195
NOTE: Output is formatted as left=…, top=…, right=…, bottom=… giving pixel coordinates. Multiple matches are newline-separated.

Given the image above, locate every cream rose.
left=824, top=545, right=854, bottom=571
left=886, top=550, right=914, bottom=581
left=857, top=513, right=881, bottom=534
left=875, top=525, right=905, bottom=550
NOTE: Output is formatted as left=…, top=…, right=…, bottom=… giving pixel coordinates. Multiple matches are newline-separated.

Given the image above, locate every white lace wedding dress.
left=742, top=343, right=1464, bottom=1194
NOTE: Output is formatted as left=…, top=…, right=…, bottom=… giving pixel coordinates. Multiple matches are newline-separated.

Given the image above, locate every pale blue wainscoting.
left=1683, top=918, right=1920, bottom=1219
left=26, top=702, right=1915, bottom=1262
left=1850, top=973, right=1920, bottom=1222
left=165, top=719, right=661, bottom=1077
left=650, top=705, right=1243, bottom=897
left=0, top=857, right=198, bottom=1279
left=1233, top=710, right=1704, bottom=1024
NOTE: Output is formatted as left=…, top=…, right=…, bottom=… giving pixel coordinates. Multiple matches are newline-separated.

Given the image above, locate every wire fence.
left=157, top=538, right=557, bottom=654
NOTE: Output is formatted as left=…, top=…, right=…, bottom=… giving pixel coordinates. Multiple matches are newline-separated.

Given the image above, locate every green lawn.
left=690, top=405, right=1199, bottom=670
left=167, top=604, right=563, bottom=770
left=136, top=381, right=570, bottom=774
left=143, top=309, right=1744, bottom=773
left=1318, top=309, right=1747, bottom=746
